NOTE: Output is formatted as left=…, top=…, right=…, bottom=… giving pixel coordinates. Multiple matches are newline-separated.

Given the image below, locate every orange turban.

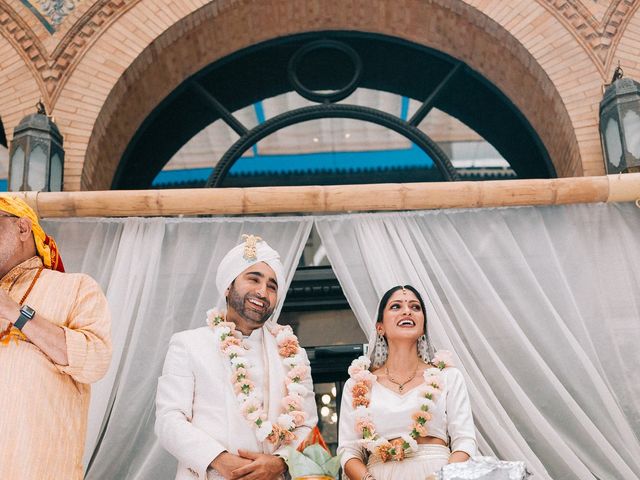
left=0, top=196, right=65, bottom=272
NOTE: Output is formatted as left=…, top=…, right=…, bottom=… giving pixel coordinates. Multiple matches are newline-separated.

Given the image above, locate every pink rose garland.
left=348, top=351, right=452, bottom=462
left=207, top=309, right=310, bottom=446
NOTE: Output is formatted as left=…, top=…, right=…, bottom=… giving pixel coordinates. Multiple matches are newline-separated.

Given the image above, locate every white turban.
left=215, top=235, right=286, bottom=313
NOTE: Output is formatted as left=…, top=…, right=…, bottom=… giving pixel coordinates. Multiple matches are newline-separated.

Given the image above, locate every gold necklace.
left=385, top=363, right=419, bottom=392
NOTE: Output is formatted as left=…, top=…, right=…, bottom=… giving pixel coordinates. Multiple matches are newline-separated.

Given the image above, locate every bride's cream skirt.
left=366, top=444, right=450, bottom=480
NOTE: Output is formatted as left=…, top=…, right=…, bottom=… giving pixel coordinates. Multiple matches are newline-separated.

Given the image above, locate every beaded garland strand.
left=349, top=350, right=455, bottom=462
left=207, top=309, right=310, bottom=446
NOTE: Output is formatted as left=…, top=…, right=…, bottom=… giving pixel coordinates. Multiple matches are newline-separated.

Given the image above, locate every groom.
left=155, top=235, right=318, bottom=480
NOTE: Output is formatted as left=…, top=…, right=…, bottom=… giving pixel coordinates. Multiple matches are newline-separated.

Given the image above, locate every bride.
left=338, top=285, right=477, bottom=480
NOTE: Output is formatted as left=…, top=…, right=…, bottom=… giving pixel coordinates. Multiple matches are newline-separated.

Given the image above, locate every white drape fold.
left=315, top=203, right=640, bottom=480
left=42, top=216, right=313, bottom=480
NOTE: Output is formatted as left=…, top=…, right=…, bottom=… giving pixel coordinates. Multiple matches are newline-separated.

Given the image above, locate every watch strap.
left=14, top=305, right=35, bottom=331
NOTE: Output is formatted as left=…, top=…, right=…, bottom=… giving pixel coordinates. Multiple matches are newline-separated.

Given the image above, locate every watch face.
left=21, top=305, right=36, bottom=319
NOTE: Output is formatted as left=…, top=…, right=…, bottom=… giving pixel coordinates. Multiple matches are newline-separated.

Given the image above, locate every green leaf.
left=303, top=444, right=332, bottom=466
left=320, top=454, right=342, bottom=477
left=284, top=448, right=325, bottom=478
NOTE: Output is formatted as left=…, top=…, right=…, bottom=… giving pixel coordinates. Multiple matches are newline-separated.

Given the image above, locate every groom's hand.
left=232, top=449, right=287, bottom=480
left=211, top=452, right=251, bottom=479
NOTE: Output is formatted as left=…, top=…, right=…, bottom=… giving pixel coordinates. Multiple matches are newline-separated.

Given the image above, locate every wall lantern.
left=599, top=66, right=640, bottom=174
left=8, top=101, right=64, bottom=191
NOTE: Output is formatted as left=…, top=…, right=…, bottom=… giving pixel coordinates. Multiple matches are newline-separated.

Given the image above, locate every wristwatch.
left=14, top=305, right=36, bottom=330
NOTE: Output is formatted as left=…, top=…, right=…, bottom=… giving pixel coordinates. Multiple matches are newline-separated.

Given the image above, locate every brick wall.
left=0, top=0, right=637, bottom=190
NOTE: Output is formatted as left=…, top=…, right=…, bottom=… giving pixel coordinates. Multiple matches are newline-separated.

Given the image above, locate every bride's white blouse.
left=337, top=366, right=477, bottom=468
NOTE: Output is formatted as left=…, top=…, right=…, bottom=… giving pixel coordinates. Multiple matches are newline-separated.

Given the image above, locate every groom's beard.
left=227, top=285, right=274, bottom=325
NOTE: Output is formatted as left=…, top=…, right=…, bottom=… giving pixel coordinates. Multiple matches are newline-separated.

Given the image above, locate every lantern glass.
left=622, top=109, right=640, bottom=158
left=27, top=145, right=46, bottom=191
left=50, top=153, right=62, bottom=192
left=9, top=146, right=24, bottom=191
left=604, top=117, right=623, bottom=167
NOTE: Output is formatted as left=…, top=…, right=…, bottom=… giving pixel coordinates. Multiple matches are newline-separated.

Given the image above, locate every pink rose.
left=287, top=365, right=310, bottom=382
left=282, top=394, right=303, bottom=411
left=290, top=410, right=307, bottom=425
left=432, top=350, right=454, bottom=369
left=234, top=379, right=255, bottom=394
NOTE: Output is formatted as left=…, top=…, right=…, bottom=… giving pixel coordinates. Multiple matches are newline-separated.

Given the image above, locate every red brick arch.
left=80, top=0, right=587, bottom=190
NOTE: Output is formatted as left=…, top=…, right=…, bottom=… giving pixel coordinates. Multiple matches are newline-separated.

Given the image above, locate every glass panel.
left=9, top=146, right=24, bottom=191
left=224, top=118, right=442, bottom=187
left=622, top=109, right=640, bottom=159
left=27, top=145, right=47, bottom=191
left=605, top=117, right=623, bottom=168
left=280, top=309, right=366, bottom=348
left=49, top=153, right=62, bottom=191
left=314, top=382, right=340, bottom=454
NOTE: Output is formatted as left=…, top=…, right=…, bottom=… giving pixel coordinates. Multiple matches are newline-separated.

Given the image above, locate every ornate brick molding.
left=541, top=0, right=639, bottom=74
left=0, top=0, right=137, bottom=108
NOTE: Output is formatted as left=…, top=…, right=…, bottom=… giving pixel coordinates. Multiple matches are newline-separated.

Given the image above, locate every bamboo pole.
left=2, top=174, right=639, bottom=218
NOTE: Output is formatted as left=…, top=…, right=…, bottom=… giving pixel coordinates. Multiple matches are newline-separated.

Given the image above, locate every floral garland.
left=349, top=350, right=454, bottom=462
left=207, top=309, right=310, bottom=446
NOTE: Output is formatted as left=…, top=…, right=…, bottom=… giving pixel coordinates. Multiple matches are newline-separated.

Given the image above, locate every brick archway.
left=81, top=0, right=585, bottom=190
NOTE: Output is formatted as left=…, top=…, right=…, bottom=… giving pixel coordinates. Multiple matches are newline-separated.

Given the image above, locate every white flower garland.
left=207, top=309, right=310, bottom=446
left=349, top=350, right=454, bottom=462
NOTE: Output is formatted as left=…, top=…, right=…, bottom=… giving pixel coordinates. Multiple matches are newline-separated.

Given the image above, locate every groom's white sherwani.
left=156, top=325, right=317, bottom=480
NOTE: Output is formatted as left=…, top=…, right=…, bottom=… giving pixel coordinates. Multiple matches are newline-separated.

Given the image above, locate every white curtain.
left=42, top=216, right=313, bottom=480
left=315, top=203, right=640, bottom=480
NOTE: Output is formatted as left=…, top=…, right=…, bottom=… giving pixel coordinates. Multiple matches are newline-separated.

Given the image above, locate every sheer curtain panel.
left=315, top=203, right=640, bottom=480
left=42, top=216, right=313, bottom=480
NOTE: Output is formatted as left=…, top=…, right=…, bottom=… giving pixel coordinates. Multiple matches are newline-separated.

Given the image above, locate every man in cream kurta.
left=0, top=196, right=112, bottom=480
left=155, top=236, right=318, bottom=480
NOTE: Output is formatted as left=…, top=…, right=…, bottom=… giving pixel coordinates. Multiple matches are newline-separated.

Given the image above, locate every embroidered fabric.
left=437, top=456, right=531, bottom=480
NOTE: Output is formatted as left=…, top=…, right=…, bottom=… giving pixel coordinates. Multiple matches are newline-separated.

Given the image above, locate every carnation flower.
left=279, top=338, right=299, bottom=357
left=352, top=381, right=370, bottom=398
left=287, top=382, right=309, bottom=396
left=277, top=413, right=295, bottom=430
left=280, top=428, right=297, bottom=445
left=267, top=424, right=285, bottom=444
left=352, top=396, right=370, bottom=408
left=376, top=443, right=392, bottom=462
left=256, top=421, right=273, bottom=441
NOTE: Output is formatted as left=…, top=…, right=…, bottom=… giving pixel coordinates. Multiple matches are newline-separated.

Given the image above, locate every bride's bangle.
left=361, top=473, right=375, bottom=480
